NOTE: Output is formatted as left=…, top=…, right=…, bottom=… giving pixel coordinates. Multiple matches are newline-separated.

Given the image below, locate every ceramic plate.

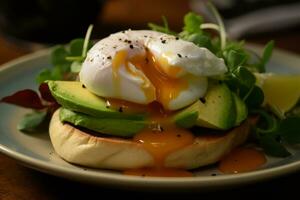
left=0, top=45, right=300, bottom=191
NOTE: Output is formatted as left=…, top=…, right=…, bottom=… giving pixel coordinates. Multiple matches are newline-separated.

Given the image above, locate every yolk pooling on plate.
left=219, top=147, right=266, bottom=174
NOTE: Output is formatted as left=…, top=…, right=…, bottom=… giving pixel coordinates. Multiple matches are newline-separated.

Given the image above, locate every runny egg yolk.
left=133, top=126, right=195, bottom=166
left=111, top=50, right=193, bottom=177
left=111, top=50, right=127, bottom=96
left=106, top=99, right=195, bottom=177
left=111, top=50, right=188, bottom=109
left=219, top=147, right=266, bottom=174
left=131, top=51, right=188, bottom=109
left=122, top=103, right=194, bottom=177
left=124, top=125, right=194, bottom=177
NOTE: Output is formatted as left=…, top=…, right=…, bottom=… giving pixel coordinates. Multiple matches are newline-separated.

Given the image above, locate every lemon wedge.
left=255, top=73, right=300, bottom=118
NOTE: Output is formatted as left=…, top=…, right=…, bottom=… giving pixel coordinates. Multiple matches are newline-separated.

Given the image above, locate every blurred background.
left=0, top=0, right=300, bottom=62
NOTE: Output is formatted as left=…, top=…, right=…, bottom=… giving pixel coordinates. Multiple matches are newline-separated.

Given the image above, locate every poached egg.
left=79, top=30, right=227, bottom=110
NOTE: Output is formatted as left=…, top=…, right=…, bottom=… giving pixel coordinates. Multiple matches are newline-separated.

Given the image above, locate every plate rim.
left=1, top=45, right=300, bottom=189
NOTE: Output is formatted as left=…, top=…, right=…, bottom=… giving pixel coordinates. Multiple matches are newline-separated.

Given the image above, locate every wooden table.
left=1, top=1, right=300, bottom=199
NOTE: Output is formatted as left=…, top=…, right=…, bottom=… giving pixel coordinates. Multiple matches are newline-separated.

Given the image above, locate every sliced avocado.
left=48, top=81, right=145, bottom=120
left=172, top=101, right=199, bottom=128
left=232, top=92, right=248, bottom=126
left=196, top=83, right=236, bottom=130
left=59, top=108, right=146, bottom=137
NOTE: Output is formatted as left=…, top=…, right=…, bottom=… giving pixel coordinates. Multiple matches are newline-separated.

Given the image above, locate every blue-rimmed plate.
left=0, top=45, right=300, bottom=191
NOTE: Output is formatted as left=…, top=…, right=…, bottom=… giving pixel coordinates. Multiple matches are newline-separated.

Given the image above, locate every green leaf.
left=51, top=66, right=65, bottom=79
left=258, top=134, right=291, bottom=157
left=226, top=50, right=247, bottom=71
left=82, top=25, right=94, bottom=57
left=18, top=111, right=47, bottom=133
left=36, top=66, right=64, bottom=84
left=148, top=16, right=176, bottom=35
left=253, top=109, right=279, bottom=134
left=36, top=69, right=52, bottom=84
left=51, top=46, right=70, bottom=66
left=244, top=85, right=264, bottom=108
left=261, top=40, right=274, bottom=66
left=70, top=61, right=82, bottom=73
left=69, top=39, right=84, bottom=56
left=185, top=33, right=213, bottom=50
left=233, top=67, right=256, bottom=88
left=257, top=40, right=274, bottom=72
left=279, top=117, right=300, bottom=144
left=183, top=12, right=203, bottom=34
left=254, top=109, right=291, bottom=157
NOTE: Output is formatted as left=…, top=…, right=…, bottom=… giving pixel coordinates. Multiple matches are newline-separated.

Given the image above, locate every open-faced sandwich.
left=2, top=4, right=300, bottom=177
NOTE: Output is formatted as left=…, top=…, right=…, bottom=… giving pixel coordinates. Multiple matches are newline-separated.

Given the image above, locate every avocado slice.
left=59, top=108, right=146, bottom=137
left=196, top=83, right=236, bottom=130
left=232, top=92, right=248, bottom=126
left=48, top=81, right=145, bottom=120
left=172, top=101, right=199, bottom=128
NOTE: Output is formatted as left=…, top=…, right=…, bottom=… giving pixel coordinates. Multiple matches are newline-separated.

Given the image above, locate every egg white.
left=79, top=30, right=227, bottom=110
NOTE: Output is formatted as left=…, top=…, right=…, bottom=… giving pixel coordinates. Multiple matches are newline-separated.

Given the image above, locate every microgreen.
left=252, top=109, right=290, bottom=157
left=17, top=111, right=48, bottom=133
left=256, top=40, right=274, bottom=72
left=36, top=25, right=94, bottom=82
left=253, top=109, right=300, bottom=157
left=206, top=2, right=226, bottom=50
left=148, top=16, right=176, bottom=35
left=2, top=25, right=94, bottom=132
left=278, top=117, right=300, bottom=144
left=183, top=12, right=203, bottom=34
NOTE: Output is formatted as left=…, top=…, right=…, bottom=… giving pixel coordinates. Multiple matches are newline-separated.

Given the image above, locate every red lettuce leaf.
left=1, top=90, right=45, bottom=109
left=39, top=83, right=56, bottom=102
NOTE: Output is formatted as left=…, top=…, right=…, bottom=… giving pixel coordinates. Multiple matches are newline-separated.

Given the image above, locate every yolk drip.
left=110, top=50, right=192, bottom=177
left=133, top=126, right=194, bottom=166
left=219, top=147, right=266, bottom=174
left=158, top=52, right=183, bottom=78
left=129, top=52, right=188, bottom=109
left=123, top=125, right=194, bottom=177
left=111, top=50, right=128, bottom=96
left=111, top=49, right=188, bottom=109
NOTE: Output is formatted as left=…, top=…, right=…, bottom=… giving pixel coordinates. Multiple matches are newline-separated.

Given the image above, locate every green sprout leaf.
left=183, top=12, right=203, bottom=34
left=184, top=33, right=213, bottom=50
left=244, top=85, right=264, bottom=108
left=36, top=67, right=63, bottom=84
left=253, top=109, right=291, bottom=157
left=258, top=134, right=291, bottom=157
left=207, top=2, right=226, bottom=50
left=82, top=24, right=94, bottom=58
left=51, top=46, right=70, bottom=66
left=226, top=50, right=247, bottom=71
left=18, top=111, right=47, bottom=133
left=69, top=38, right=85, bottom=56
left=279, top=117, right=300, bottom=144
left=233, top=67, right=256, bottom=88
left=257, top=40, right=274, bottom=72
left=148, top=16, right=176, bottom=35
left=70, top=61, right=82, bottom=73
